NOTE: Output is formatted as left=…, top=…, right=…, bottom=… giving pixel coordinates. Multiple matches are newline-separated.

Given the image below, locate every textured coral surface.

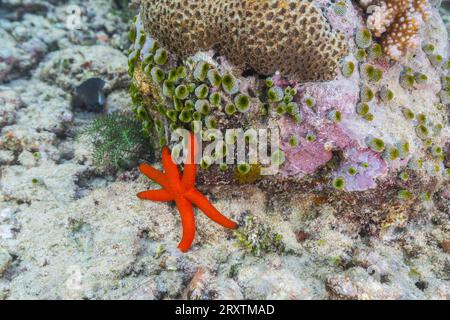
left=366, top=0, right=432, bottom=60
left=140, top=0, right=348, bottom=81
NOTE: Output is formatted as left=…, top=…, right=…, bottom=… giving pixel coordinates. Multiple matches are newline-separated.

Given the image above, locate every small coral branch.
left=364, top=0, right=431, bottom=60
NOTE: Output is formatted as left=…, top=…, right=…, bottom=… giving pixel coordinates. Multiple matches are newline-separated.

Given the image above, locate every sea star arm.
left=175, top=196, right=196, bottom=252
left=139, top=163, right=171, bottom=191
left=137, top=190, right=174, bottom=202
left=185, top=189, right=238, bottom=229
left=182, top=133, right=197, bottom=189
left=162, top=147, right=182, bottom=190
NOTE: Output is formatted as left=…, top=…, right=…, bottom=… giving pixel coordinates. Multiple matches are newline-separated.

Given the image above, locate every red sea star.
left=137, top=133, right=238, bottom=252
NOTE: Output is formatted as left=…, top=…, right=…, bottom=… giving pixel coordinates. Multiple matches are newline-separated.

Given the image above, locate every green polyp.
left=222, top=73, right=239, bottom=95
left=372, top=68, right=383, bottom=82
left=176, top=66, right=187, bottom=79
left=265, top=78, right=274, bottom=87
left=283, top=94, right=293, bottom=103
left=184, top=100, right=194, bottom=111
left=142, top=119, right=152, bottom=132
left=356, top=102, right=370, bottom=116
left=332, top=177, right=346, bottom=190
left=306, top=132, right=316, bottom=142
left=209, top=92, right=221, bottom=106
left=360, top=86, right=374, bottom=102
left=398, top=190, right=412, bottom=201
left=219, top=163, right=228, bottom=172
left=214, top=142, right=228, bottom=159
left=420, top=192, right=431, bottom=202
left=289, top=135, right=299, bottom=147
left=356, top=28, right=372, bottom=49
left=192, top=111, right=202, bottom=122
left=341, top=60, right=355, bottom=78
left=225, top=103, right=237, bottom=115
left=293, top=113, right=302, bottom=123
left=244, top=130, right=258, bottom=143
left=201, top=157, right=213, bottom=170
left=235, top=94, right=250, bottom=112
left=286, top=102, right=299, bottom=115
left=129, top=23, right=137, bottom=43
left=397, top=141, right=410, bottom=157
left=416, top=113, right=427, bottom=124
left=159, top=136, right=167, bottom=147
left=347, top=167, right=358, bottom=176
left=400, top=73, right=415, bottom=89
left=187, top=83, right=196, bottom=93
left=179, top=109, right=192, bottom=123
left=194, top=61, right=209, bottom=81
left=175, top=85, right=189, bottom=100
left=288, top=87, right=297, bottom=96
left=363, top=113, right=374, bottom=121
left=328, top=109, right=342, bottom=123
left=163, top=80, right=175, bottom=97
left=383, top=146, right=400, bottom=161
left=166, top=109, right=178, bottom=122
left=151, top=66, right=165, bottom=83
left=362, top=64, right=375, bottom=81
left=237, top=163, right=251, bottom=175
left=271, top=150, right=285, bottom=166
left=430, top=146, right=442, bottom=157
left=333, top=1, right=347, bottom=15
left=195, top=84, right=209, bottom=99
left=355, top=49, right=367, bottom=62
left=276, top=103, right=286, bottom=115
left=366, top=137, right=385, bottom=152
left=414, top=72, right=428, bottom=84
left=422, top=44, right=434, bottom=54
left=207, top=69, right=222, bottom=88
left=429, top=54, right=443, bottom=66
left=136, top=106, right=148, bottom=121
left=205, top=115, right=218, bottom=129
left=361, top=162, right=369, bottom=168
left=195, top=99, right=210, bottom=115
left=380, top=86, right=394, bottom=102
left=303, top=96, right=316, bottom=109
left=154, top=48, right=168, bottom=65
left=402, top=107, right=415, bottom=120
left=434, top=123, right=443, bottom=135
left=399, top=171, right=409, bottom=181
left=143, top=54, right=154, bottom=66
left=267, top=86, right=284, bottom=103
left=425, top=138, right=432, bottom=147
left=138, top=31, right=146, bottom=46
left=173, top=97, right=183, bottom=111
left=368, top=43, right=382, bottom=59
left=167, top=69, right=178, bottom=82
left=415, top=125, right=429, bottom=140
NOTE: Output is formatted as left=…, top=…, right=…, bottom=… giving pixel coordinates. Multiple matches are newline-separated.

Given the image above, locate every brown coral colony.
left=140, top=0, right=348, bottom=81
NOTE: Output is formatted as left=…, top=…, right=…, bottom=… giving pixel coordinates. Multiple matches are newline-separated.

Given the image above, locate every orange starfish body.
left=137, top=133, right=238, bottom=252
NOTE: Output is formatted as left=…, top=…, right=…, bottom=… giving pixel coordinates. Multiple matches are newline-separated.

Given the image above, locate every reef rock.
left=130, top=0, right=449, bottom=233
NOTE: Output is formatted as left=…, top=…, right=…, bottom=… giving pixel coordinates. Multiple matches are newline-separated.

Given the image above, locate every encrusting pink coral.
left=365, top=0, right=431, bottom=60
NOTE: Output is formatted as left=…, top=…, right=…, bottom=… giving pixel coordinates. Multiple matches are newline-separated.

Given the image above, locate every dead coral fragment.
left=366, top=0, right=431, bottom=60
left=140, top=0, right=348, bottom=81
